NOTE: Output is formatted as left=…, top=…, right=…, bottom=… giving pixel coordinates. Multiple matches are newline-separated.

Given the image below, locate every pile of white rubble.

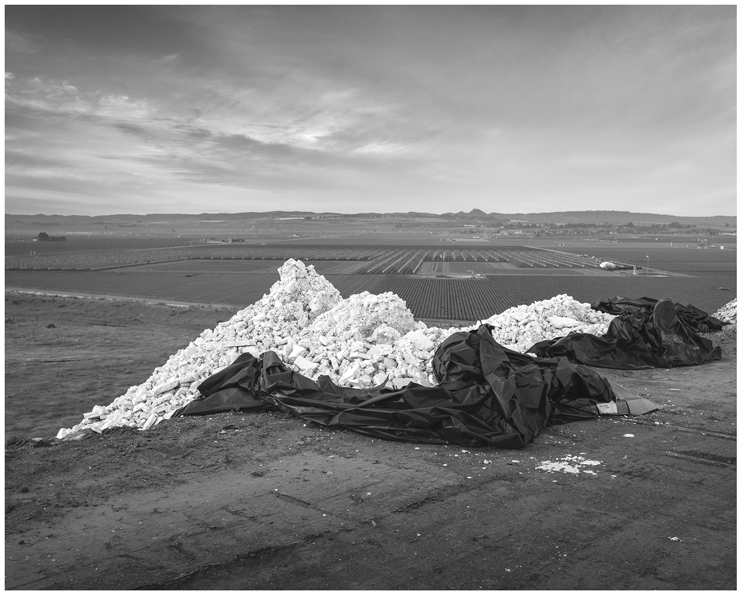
left=712, top=298, right=737, bottom=324
left=56, top=259, right=618, bottom=440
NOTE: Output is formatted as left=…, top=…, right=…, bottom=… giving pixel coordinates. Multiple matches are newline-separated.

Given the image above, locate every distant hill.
left=484, top=211, right=735, bottom=227
left=5, top=209, right=736, bottom=227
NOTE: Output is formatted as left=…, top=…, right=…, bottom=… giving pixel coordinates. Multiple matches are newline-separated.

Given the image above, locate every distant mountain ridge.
left=5, top=209, right=736, bottom=227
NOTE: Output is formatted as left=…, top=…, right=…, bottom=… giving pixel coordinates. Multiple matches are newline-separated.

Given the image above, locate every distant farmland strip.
left=109, top=259, right=369, bottom=275
left=5, top=270, right=735, bottom=320
left=4, top=271, right=280, bottom=308
left=4, top=246, right=381, bottom=271
left=8, top=244, right=637, bottom=276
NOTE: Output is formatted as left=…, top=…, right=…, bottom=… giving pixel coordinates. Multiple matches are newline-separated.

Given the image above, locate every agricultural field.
left=5, top=267, right=734, bottom=323
left=116, top=259, right=368, bottom=275
left=4, top=236, right=193, bottom=257
left=551, top=246, right=737, bottom=278
left=5, top=243, right=628, bottom=273
left=4, top=244, right=388, bottom=271
left=5, top=235, right=736, bottom=322
left=340, top=275, right=734, bottom=321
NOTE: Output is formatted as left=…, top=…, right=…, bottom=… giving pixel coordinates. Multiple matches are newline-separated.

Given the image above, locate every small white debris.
left=536, top=455, right=603, bottom=475
left=537, top=462, right=580, bottom=474
left=623, top=434, right=635, bottom=438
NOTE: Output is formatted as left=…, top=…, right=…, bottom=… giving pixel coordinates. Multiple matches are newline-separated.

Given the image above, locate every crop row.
left=356, top=248, right=613, bottom=274
left=355, top=274, right=736, bottom=321
left=8, top=242, right=645, bottom=274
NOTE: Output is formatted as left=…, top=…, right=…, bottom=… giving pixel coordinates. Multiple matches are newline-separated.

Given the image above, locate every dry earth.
left=4, top=292, right=737, bottom=590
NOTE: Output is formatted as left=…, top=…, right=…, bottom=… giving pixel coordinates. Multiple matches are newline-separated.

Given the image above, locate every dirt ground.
left=4, top=292, right=737, bottom=590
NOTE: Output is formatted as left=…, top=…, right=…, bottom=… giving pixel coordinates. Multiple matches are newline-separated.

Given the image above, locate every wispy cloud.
left=4, top=5, right=736, bottom=216
left=5, top=31, right=40, bottom=54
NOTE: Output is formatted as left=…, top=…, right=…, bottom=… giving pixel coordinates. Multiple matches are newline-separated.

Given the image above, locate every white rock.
left=547, top=316, right=582, bottom=328
left=152, top=378, right=179, bottom=395
left=142, top=414, right=158, bottom=431
left=289, top=345, right=307, bottom=359
left=373, top=372, right=388, bottom=386
left=293, top=356, right=318, bottom=371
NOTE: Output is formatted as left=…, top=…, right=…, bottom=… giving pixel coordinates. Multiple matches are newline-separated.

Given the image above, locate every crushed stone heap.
left=277, top=290, right=451, bottom=389
left=56, top=260, right=616, bottom=440
left=482, top=295, right=616, bottom=354
left=56, top=259, right=342, bottom=439
left=712, top=298, right=737, bottom=324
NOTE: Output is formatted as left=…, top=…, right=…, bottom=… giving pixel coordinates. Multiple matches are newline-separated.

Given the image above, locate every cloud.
left=5, top=75, right=155, bottom=122
left=152, top=52, right=182, bottom=67
left=352, top=141, right=411, bottom=156
left=5, top=31, right=40, bottom=54
left=3, top=6, right=735, bottom=216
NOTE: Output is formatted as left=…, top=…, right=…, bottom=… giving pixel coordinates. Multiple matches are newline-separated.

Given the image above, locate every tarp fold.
left=528, top=297, right=721, bottom=369
left=175, top=324, right=625, bottom=447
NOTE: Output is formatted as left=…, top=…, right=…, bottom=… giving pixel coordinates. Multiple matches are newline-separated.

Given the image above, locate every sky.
left=4, top=4, right=737, bottom=217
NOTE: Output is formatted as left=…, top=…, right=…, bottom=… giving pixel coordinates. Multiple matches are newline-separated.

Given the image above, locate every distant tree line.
left=37, top=232, right=67, bottom=242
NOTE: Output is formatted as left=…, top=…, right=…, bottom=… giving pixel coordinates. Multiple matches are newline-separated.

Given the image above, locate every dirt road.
left=4, top=293, right=736, bottom=589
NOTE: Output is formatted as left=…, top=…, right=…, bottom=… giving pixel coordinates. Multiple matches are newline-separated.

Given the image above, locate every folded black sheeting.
left=591, top=296, right=725, bottom=333
left=528, top=297, right=722, bottom=369
left=174, top=324, right=618, bottom=448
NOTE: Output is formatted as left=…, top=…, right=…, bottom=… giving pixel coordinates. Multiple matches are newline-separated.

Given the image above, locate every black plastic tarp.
left=174, top=324, right=622, bottom=448
left=528, top=297, right=722, bottom=369
left=591, top=296, right=725, bottom=333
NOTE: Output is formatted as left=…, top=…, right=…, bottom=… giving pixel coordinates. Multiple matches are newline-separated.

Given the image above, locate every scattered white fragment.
left=669, top=537, right=682, bottom=542
left=536, top=455, right=603, bottom=475
left=623, top=434, right=635, bottom=438
left=536, top=462, right=580, bottom=474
